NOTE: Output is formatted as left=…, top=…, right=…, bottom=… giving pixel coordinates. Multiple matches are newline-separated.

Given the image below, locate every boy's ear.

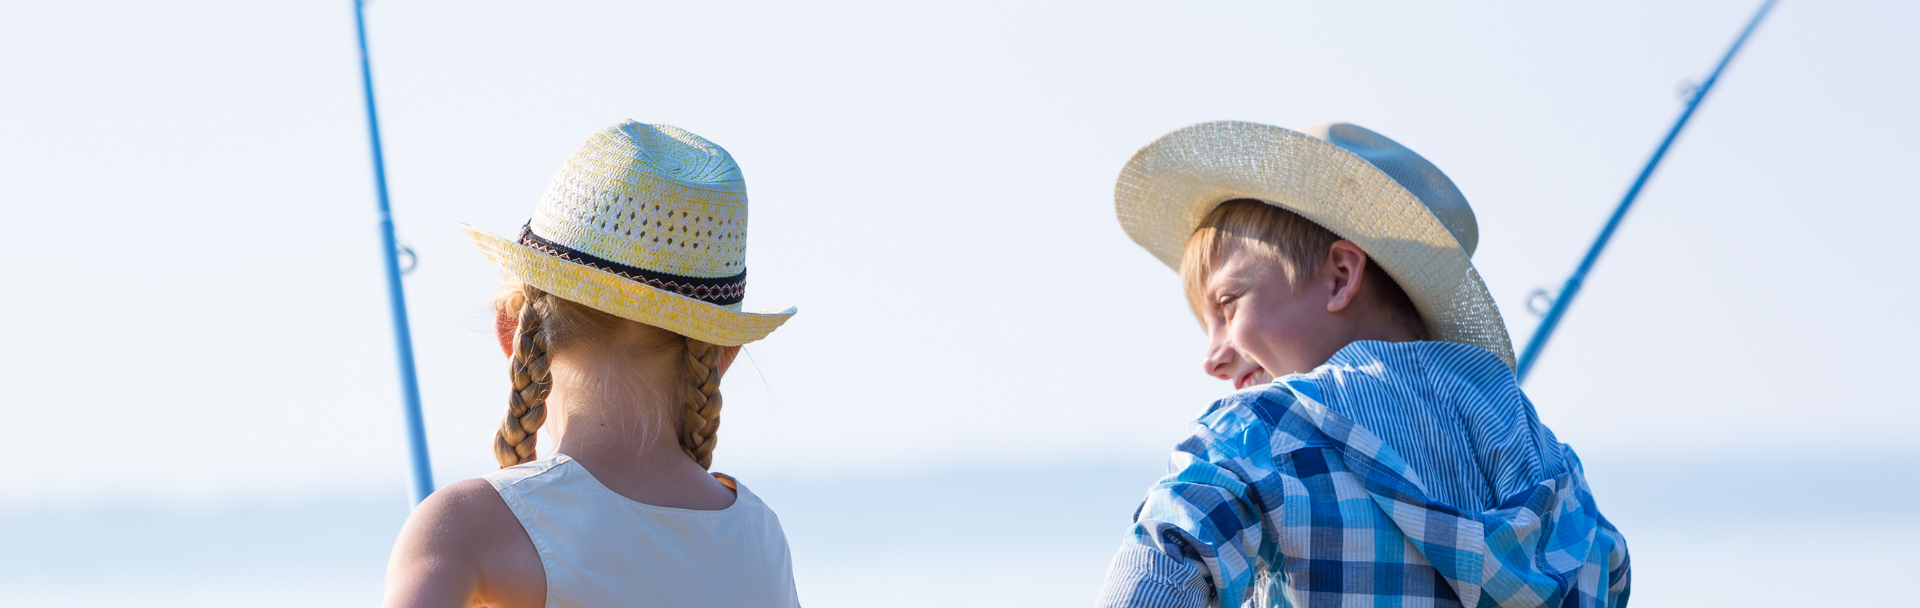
left=1324, top=240, right=1371, bottom=313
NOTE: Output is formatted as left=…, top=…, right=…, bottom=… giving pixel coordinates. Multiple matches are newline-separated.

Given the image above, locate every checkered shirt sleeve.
left=1097, top=380, right=1631, bottom=608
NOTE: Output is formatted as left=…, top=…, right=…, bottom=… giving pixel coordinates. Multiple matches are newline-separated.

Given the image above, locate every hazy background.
left=3, top=1, right=1915, bottom=606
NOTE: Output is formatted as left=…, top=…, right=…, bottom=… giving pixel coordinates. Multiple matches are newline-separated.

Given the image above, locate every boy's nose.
left=1203, top=342, right=1237, bottom=380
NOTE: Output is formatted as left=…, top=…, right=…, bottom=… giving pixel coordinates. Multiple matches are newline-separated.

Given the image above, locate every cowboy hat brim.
left=464, top=224, right=795, bottom=346
left=1115, top=121, right=1515, bottom=368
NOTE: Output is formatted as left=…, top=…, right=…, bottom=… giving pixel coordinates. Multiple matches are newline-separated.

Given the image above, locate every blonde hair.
left=492, top=278, right=728, bottom=469
left=1180, top=199, right=1426, bottom=338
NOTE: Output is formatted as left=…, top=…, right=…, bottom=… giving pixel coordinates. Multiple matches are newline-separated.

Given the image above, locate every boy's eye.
left=1216, top=293, right=1240, bottom=311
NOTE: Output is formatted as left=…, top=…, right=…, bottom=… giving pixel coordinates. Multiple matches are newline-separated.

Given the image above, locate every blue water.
left=4, top=452, right=1913, bottom=606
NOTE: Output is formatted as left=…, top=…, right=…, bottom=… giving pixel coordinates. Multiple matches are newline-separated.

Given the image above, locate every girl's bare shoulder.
left=383, top=478, right=544, bottom=608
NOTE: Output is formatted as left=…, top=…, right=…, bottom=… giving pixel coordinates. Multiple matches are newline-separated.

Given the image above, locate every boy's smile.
left=1197, top=241, right=1420, bottom=389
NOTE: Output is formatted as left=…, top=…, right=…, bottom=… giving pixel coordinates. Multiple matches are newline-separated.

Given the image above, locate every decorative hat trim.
left=518, top=223, right=746, bottom=306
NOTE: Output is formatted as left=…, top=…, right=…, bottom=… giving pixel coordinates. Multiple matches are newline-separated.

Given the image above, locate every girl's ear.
left=717, top=345, right=742, bottom=375
left=495, top=305, right=518, bottom=357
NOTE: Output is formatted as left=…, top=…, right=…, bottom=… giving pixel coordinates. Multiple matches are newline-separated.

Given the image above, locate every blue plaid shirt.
left=1098, top=341, right=1630, bottom=608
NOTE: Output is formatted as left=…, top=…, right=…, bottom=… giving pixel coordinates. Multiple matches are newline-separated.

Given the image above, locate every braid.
left=679, top=338, right=725, bottom=469
left=494, top=285, right=553, bottom=468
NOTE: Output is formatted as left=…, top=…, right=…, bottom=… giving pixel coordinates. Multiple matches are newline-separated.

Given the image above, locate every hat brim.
left=1115, top=121, right=1515, bottom=369
left=463, top=224, right=795, bottom=346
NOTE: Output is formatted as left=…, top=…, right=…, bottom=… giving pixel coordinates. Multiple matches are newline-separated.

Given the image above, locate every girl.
left=382, top=120, right=800, bottom=608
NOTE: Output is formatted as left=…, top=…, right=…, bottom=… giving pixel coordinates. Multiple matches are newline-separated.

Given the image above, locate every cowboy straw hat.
left=463, top=120, right=795, bottom=346
left=1115, top=120, right=1515, bottom=368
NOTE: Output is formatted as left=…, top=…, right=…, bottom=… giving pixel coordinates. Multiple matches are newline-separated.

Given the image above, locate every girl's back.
left=486, top=455, right=797, bottom=607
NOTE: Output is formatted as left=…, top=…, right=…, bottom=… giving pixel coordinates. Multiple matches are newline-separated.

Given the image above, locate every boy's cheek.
left=1225, top=324, right=1272, bottom=376
left=1232, top=315, right=1305, bottom=377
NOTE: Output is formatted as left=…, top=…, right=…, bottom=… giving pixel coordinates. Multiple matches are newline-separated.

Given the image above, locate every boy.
left=1097, top=121, right=1629, bottom=608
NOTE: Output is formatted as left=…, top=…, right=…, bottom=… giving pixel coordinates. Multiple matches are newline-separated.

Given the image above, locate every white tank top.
left=483, top=454, right=800, bottom=608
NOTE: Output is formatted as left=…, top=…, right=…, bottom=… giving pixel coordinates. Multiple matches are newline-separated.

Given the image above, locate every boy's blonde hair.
left=492, top=277, right=728, bottom=470
left=1180, top=199, right=1427, bottom=339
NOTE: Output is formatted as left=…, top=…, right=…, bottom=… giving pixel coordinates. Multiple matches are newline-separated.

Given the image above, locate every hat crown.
left=1298, top=122, right=1479, bottom=256
left=618, top=121, right=743, bottom=186
left=529, top=120, right=748, bottom=280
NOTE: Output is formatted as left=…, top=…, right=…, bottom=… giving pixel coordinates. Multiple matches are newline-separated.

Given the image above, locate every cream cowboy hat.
left=463, top=120, right=795, bottom=346
left=1115, top=120, right=1515, bottom=368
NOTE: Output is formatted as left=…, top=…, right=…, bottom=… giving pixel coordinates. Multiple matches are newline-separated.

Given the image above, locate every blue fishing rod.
left=1516, top=0, right=1777, bottom=383
left=352, top=0, right=435, bottom=506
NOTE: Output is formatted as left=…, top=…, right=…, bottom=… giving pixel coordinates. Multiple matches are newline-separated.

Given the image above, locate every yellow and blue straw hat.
left=463, top=120, right=795, bottom=346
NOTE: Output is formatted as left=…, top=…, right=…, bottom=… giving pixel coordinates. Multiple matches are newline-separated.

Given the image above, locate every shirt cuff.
left=1096, top=543, right=1211, bottom=608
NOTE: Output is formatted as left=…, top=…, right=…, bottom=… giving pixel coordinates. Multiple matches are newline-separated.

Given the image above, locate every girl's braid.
left=679, top=338, right=724, bottom=469
left=494, top=285, right=553, bottom=468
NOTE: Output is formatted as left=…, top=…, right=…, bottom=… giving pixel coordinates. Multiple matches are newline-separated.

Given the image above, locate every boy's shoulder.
left=1313, top=340, right=1517, bottom=391
left=1183, top=341, right=1527, bottom=465
left=1199, top=378, right=1320, bottom=427
left=1191, top=378, right=1336, bottom=456
left=1297, top=340, right=1526, bottom=422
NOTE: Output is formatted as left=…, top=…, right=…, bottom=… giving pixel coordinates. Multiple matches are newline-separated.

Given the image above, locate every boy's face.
left=1196, top=241, right=1394, bottom=388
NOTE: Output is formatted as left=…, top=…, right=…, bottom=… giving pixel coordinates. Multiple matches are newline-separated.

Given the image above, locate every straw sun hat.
left=463, top=120, right=795, bottom=346
left=1116, top=120, right=1515, bottom=368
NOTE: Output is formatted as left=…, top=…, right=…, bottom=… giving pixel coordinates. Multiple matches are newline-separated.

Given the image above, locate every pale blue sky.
left=2, top=1, right=1915, bottom=605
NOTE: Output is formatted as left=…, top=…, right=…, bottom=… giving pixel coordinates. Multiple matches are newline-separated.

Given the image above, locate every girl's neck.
left=544, top=365, right=737, bottom=511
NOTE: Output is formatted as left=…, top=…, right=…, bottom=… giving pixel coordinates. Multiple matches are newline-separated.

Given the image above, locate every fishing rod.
left=352, top=0, right=435, bottom=506
left=1515, top=0, right=1777, bottom=384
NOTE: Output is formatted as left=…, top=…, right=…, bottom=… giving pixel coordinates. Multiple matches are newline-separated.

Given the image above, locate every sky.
left=2, top=1, right=1916, bottom=605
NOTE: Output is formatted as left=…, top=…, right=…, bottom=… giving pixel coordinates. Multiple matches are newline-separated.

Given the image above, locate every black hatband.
left=518, top=224, right=746, bottom=306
